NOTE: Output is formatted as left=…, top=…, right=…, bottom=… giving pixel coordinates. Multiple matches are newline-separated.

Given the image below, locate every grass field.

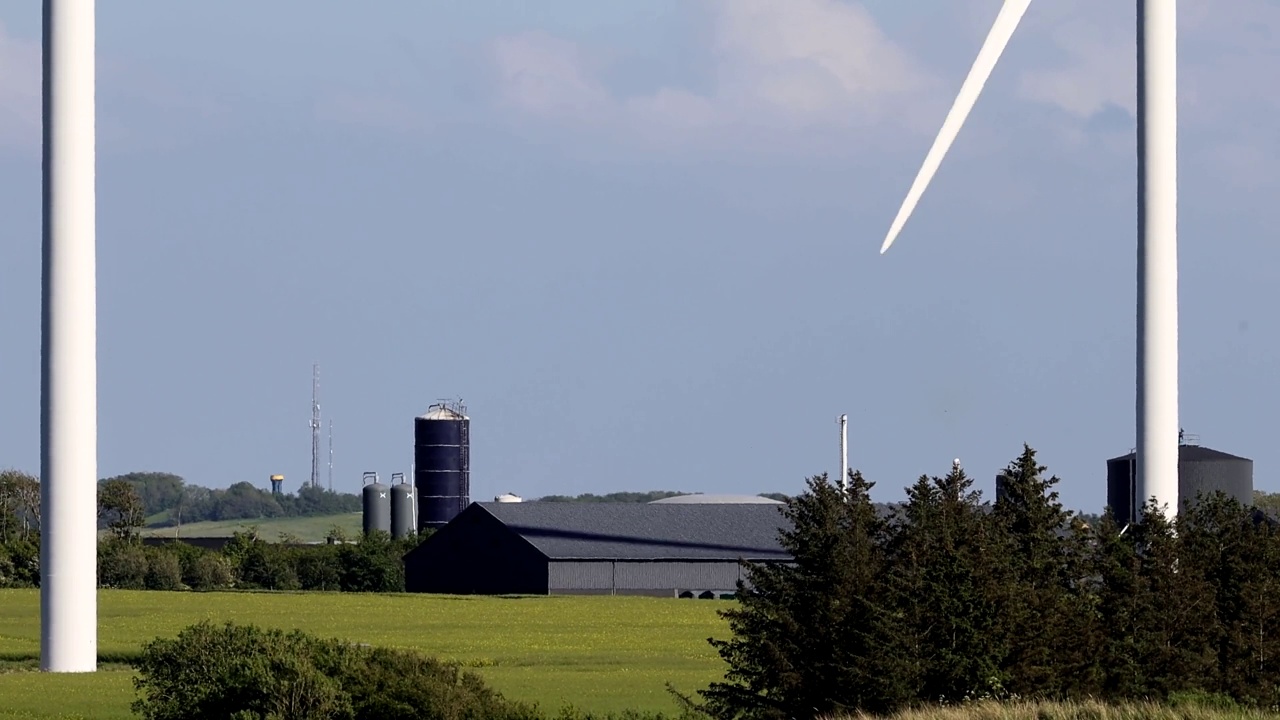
left=0, top=589, right=731, bottom=719
left=131, top=512, right=363, bottom=542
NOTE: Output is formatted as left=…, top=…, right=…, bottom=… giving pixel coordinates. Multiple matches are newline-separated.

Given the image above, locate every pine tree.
left=1179, top=491, right=1280, bottom=704
left=885, top=463, right=1007, bottom=703
left=702, top=471, right=904, bottom=719
left=1092, top=502, right=1216, bottom=700
left=990, top=445, right=1078, bottom=697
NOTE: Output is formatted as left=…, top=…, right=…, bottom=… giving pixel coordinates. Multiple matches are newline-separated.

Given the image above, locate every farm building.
left=403, top=501, right=791, bottom=596
left=1106, top=441, right=1254, bottom=524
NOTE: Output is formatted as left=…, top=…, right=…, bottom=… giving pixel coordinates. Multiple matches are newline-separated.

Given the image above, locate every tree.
left=98, top=478, right=146, bottom=541
left=991, top=445, right=1082, bottom=696
left=1178, top=492, right=1280, bottom=704
left=1, top=470, right=41, bottom=541
left=100, top=472, right=185, bottom=518
left=885, top=463, right=1009, bottom=703
left=702, top=472, right=908, bottom=719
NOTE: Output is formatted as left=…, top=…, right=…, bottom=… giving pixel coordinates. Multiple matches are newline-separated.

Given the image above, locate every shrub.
left=99, top=539, right=148, bottom=589
left=187, top=553, right=233, bottom=591
left=144, top=547, right=183, bottom=591
left=131, top=621, right=542, bottom=720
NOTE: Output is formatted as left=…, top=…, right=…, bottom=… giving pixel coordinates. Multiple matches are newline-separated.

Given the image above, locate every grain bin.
left=390, top=473, right=415, bottom=539
left=362, top=471, right=391, bottom=536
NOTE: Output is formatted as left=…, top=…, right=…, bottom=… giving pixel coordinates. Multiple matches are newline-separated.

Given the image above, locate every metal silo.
left=1106, top=438, right=1253, bottom=524
left=390, top=472, right=415, bottom=539
left=414, top=399, right=470, bottom=532
left=362, top=471, right=391, bottom=536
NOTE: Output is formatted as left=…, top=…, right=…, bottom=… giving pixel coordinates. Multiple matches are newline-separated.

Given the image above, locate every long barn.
left=403, top=500, right=791, bottom=596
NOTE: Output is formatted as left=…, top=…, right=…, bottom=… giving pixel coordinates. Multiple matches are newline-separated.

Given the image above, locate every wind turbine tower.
left=878, top=0, right=1179, bottom=521
left=41, top=0, right=99, bottom=672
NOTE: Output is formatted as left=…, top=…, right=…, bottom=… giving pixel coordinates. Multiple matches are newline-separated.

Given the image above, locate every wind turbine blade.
left=880, top=0, right=1033, bottom=254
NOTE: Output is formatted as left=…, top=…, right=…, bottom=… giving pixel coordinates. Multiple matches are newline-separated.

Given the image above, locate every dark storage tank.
left=995, top=473, right=1011, bottom=503
left=1106, top=441, right=1253, bottom=525
left=414, top=400, right=470, bottom=532
left=362, top=472, right=391, bottom=536
left=391, top=475, right=415, bottom=539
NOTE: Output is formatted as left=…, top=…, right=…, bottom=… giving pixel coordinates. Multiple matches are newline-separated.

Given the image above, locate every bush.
left=144, top=547, right=183, bottom=590
left=293, top=546, right=342, bottom=591
left=187, top=553, right=233, bottom=591
left=131, top=621, right=543, bottom=720
left=1, top=538, right=39, bottom=587
left=99, top=539, right=148, bottom=589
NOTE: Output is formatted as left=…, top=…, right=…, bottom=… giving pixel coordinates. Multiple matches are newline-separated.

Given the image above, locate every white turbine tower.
left=879, top=0, right=1179, bottom=522
left=41, top=0, right=98, bottom=671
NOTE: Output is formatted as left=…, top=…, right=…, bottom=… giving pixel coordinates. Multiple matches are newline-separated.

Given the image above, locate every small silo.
left=390, top=473, right=415, bottom=539
left=414, top=400, right=470, bottom=532
left=1106, top=438, right=1253, bottom=524
left=362, top=471, right=391, bottom=536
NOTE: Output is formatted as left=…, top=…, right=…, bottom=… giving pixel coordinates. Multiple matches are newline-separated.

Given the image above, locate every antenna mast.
left=328, top=419, right=333, bottom=491
left=311, top=363, right=321, bottom=489
left=838, top=414, right=848, bottom=493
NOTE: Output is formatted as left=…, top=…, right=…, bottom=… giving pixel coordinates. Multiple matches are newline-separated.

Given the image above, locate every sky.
left=1, top=1, right=1278, bottom=513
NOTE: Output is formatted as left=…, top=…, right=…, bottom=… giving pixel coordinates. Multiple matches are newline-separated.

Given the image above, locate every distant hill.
left=132, top=512, right=362, bottom=543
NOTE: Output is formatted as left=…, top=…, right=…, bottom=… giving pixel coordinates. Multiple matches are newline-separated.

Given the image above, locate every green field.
left=129, top=512, right=363, bottom=542
left=0, top=589, right=731, bottom=719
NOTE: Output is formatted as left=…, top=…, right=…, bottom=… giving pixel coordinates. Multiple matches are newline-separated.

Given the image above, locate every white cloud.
left=491, top=31, right=613, bottom=121
left=1011, top=0, right=1280, bottom=190
left=0, top=23, right=40, bottom=152
left=1015, top=3, right=1136, bottom=119
left=489, top=0, right=935, bottom=138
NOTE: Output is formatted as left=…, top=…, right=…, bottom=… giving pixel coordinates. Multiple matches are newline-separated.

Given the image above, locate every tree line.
left=0, top=468, right=360, bottom=534
left=695, top=445, right=1280, bottom=719
left=0, top=468, right=367, bottom=589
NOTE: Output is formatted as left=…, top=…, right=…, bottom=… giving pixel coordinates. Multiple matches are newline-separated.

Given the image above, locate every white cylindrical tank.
left=494, top=493, right=523, bottom=503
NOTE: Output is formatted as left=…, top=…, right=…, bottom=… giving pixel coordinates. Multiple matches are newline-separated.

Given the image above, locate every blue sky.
left=2, top=0, right=1278, bottom=512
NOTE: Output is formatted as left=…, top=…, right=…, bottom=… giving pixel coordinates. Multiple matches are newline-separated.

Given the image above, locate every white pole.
left=838, top=414, right=848, bottom=493
left=1136, top=0, right=1179, bottom=523
left=40, top=0, right=98, bottom=673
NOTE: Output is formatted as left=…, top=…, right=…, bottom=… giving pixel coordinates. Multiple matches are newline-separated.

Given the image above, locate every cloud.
left=488, top=0, right=936, bottom=141
left=1012, top=0, right=1280, bottom=190
left=491, top=31, right=614, bottom=121
left=0, top=22, right=235, bottom=156
left=0, top=23, right=40, bottom=152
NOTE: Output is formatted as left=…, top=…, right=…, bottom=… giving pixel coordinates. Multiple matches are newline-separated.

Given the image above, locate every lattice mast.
left=311, top=363, right=321, bottom=489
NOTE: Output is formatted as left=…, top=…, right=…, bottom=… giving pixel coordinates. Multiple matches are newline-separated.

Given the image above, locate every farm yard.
left=0, top=589, right=730, bottom=719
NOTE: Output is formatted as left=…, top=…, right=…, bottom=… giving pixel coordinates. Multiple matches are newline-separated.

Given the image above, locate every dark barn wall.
left=547, top=560, right=760, bottom=596
left=404, top=508, right=548, bottom=595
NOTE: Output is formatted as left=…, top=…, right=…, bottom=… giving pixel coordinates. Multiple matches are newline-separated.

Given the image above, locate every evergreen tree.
left=1179, top=492, right=1280, bottom=704
left=1092, top=502, right=1216, bottom=700
left=702, top=471, right=904, bottom=719
left=885, top=463, right=1007, bottom=703
left=1131, top=502, right=1217, bottom=697
left=990, top=445, right=1078, bottom=697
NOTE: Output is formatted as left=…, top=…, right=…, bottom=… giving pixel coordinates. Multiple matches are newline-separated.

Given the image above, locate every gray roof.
left=649, top=493, right=783, bottom=504
left=474, top=502, right=791, bottom=561
left=1109, top=444, right=1252, bottom=463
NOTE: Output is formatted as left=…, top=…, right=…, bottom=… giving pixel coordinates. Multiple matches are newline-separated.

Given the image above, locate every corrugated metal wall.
left=547, top=560, right=747, bottom=594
